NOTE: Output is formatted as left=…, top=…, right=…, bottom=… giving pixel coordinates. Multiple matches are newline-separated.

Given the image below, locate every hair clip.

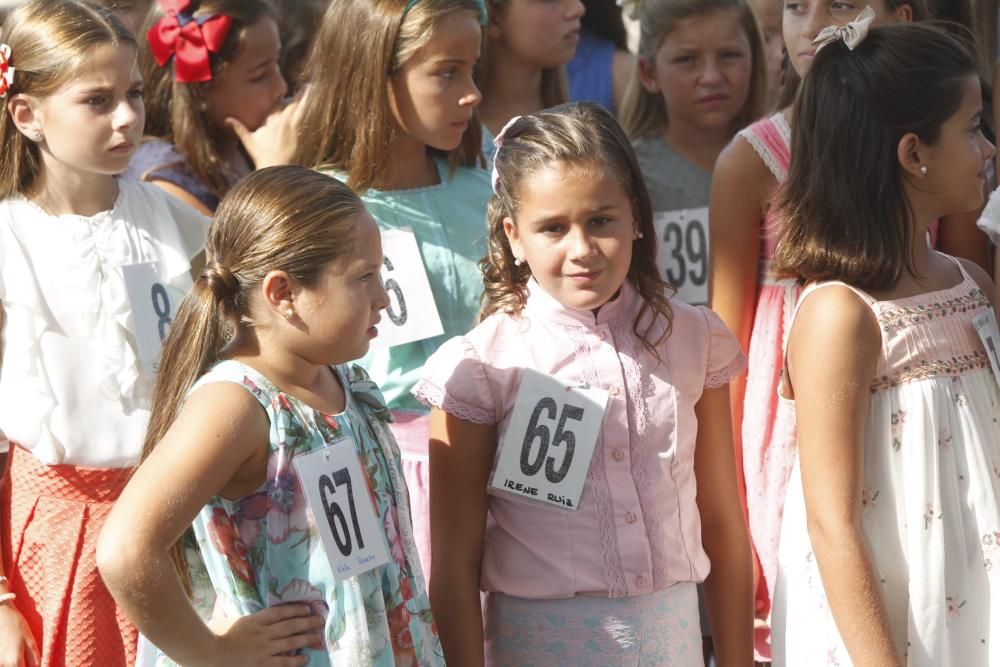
left=147, top=0, right=233, bottom=83
left=491, top=115, right=522, bottom=194
left=615, top=0, right=640, bottom=21
left=813, top=6, right=875, bottom=53
left=0, top=44, right=15, bottom=98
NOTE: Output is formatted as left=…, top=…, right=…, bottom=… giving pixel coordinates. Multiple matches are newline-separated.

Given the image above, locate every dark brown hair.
left=775, top=0, right=929, bottom=110
left=0, top=0, right=135, bottom=199
left=142, top=166, right=366, bottom=588
left=773, top=23, right=978, bottom=290
left=294, top=0, right=485, bottom=193
left=482, top=102, right=674, bottom=354
left=139, top=0, right=272, bottom=197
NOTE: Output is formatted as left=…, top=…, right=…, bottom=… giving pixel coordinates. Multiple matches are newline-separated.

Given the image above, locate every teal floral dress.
left=185, top=359, right=443, bottom=666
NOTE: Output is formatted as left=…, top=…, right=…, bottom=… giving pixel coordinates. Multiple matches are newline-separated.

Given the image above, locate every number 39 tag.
left=294, top=439, right=391, bottom=582
left=122, top=262, right=191, bottom=377
left=490, top=369, right=610, bottom=510
left=654, top=207, right=710, bottom=306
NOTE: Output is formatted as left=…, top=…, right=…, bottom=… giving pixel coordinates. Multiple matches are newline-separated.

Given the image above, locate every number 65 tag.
left=490, top=369, right=610, bottom=510
left=122, top=262, right=191, bottom=377
left=294, top=439, right=390, bottom=581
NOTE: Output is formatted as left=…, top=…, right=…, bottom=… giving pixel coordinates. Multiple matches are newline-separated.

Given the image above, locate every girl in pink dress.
left=416, top=102, right=753, bottom=667
left=708, top=2, right=922, bottom=656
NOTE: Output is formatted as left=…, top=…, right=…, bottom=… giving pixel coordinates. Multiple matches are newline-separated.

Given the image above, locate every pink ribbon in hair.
left=491, top=115, right=522, bottom=194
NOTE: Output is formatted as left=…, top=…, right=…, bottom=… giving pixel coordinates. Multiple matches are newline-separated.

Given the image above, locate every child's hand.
left=206, top=604, right=325, bottom=667
left=226, top=92, right=308, bottom=170
left=0, top=604, right=40, bottom=667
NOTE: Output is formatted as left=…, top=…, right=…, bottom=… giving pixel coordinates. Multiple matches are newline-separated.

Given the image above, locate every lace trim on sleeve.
left=411, top=379, right=496, bottom=425
left=705, top=353, right=747, bottom=389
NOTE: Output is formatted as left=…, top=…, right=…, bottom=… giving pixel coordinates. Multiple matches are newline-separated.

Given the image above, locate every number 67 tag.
left=490, top=369, right=609, bottom=510
left=294, top=439, right=390, bottom=581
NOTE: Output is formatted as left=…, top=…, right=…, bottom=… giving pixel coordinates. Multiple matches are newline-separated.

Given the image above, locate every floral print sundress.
left=184, top=359, right=444, bottom=666
left=771, top=260, right=1000, bottom=666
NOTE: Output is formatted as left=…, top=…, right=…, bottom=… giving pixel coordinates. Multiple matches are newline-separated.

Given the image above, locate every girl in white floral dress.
left=768, top=18, right=1000, bottom=667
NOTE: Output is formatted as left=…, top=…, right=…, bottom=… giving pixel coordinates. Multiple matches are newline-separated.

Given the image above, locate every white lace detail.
left=610, top=322, right=670, bottom=588
left=737, top=112, right=788, bottom=182
left=411, top=379, right=495, bottom=425
left=705, top=354, right=748, bottom=389
left=569, top=326, right=628, bottom=597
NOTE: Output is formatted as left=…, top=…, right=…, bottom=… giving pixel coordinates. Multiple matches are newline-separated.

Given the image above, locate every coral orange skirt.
left=1, top=445, right=137, bottom=666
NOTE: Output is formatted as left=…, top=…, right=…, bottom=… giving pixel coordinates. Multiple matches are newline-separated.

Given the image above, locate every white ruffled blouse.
left=0, top=180, right=208, bottom=467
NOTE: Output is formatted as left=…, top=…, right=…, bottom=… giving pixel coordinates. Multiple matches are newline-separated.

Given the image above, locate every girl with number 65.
left=0, top=1, right=208, bottom=665
left=415, top=102, right=753, bottom=666
left=98, top=168, right=445, bottom=667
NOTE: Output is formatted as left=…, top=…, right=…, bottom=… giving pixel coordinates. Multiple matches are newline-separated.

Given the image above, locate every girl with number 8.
left=0, top=1, right=208, bottom=665
left=98, top=167, right=445, bottom=666
left=415, top=102, right=753, bottom=666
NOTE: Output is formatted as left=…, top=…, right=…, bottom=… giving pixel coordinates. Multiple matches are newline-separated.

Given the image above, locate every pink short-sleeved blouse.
left=413, top=280, right=746, bottom=599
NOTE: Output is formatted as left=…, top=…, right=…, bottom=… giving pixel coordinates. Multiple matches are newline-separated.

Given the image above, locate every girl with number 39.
left=98, top=167, right=445, bottom=667
left=0, top=1, right=208, bottom=665
left=416, top=102, right=753, bottom=667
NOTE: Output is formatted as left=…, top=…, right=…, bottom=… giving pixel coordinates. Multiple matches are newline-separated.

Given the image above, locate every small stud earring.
left=32, top=130, right=41, bottom=142
left=283, top=308, right=294, bottom=320
left=635, top=230, right=644, bottom=239
left=920, top=165, right=928, bottom=175
left=513, top=258, right=523, bottom=267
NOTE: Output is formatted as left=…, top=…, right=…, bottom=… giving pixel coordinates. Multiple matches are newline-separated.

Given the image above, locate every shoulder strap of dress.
left=737, top=111, right=792, bottom=182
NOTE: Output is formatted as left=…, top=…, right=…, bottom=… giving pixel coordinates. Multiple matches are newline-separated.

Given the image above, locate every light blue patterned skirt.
left=484, top=582, right=703, bottom=667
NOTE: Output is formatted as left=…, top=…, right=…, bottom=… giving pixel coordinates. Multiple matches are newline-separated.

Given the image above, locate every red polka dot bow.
left=0, top=44, right=14, bottom=98
left=147, top=0, right=233, bottom=83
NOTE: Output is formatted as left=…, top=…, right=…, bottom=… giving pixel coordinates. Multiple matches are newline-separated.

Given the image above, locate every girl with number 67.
left=415, top=102, right=753, bottom=666
left=98, top=168, right=445, bottom=667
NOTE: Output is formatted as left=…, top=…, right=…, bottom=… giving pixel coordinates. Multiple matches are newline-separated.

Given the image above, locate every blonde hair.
left=620, top=0, right=767, bottom=139
left=294, top=0, right=485, bottom=193
left=475, top=0, right=569, bottom=112
left=0, top=0, right=135, bottom=199
left=482, top=102, right=674, bottom=354
left=139, top=0, right=272, bottom=198
left=142, top=166, right=367, bottom=589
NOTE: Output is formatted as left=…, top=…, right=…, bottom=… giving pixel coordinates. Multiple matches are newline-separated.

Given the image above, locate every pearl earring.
left=635, top=230, right=644, bottom=239
left=920, top=165, right=928, bottom=175
left=513, top=258, right=523, bottom=267
left=283, top=308, right=294, bottom=320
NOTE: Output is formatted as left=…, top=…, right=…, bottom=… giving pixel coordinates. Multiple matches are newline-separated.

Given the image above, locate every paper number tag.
left=653, top=207, right=710, bottom=306
left=294, top=440, right=390, bottom=581
left=122, top=262, right=192, bottom=376
left=490, top=369, right=609, bottom=510
left=370, top=229, right=445, bottom=350
left=974, top=309, right=1000, bottom=387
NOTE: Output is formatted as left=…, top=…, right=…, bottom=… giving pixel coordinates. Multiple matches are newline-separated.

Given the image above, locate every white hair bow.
left=813, top=5, right=876, bottom=53
left=491, top=115, right=521, bottom=194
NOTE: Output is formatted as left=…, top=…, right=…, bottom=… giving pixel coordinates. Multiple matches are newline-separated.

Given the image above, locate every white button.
left=625, top=512, right=637, bottom=524
left=612, top=449, right=625, bottom=462
left=635, top=575, right=647, bottom=587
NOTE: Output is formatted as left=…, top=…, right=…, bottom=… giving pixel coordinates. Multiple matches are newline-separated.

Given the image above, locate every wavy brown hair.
left=0, top=0, right=135, bottom=199
left=138, top=0, right=272, bottom=197
left=141, top=166, right=366, bottom=589
left=621, top=0, right=768, bottom=139
left=773, top=23, right=977, bottom=290
left=482, top=102, right=674, bottom=355
left=294, top=0, right=485, bottom=193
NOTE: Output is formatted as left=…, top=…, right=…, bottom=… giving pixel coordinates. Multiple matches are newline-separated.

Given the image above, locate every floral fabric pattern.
left=181, top=360, right=443, bottom=666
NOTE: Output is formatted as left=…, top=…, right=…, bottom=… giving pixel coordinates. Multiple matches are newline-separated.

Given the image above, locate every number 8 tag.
left=294, top=439, right=391, bottom=581
left=490, top=369, right=610, bottom=510
left=122, top=261, right=191, bottom=377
